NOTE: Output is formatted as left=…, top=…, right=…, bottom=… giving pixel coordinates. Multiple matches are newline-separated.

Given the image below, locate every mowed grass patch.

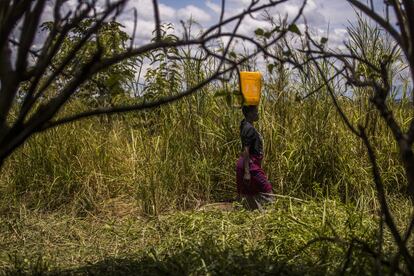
left=0, top=198, right=399, bottom=275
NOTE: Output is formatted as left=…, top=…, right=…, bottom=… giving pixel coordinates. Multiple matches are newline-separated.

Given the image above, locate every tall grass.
left=0, top=14, right=411, bottom=217
left=0, top=88, right=409, bottom=216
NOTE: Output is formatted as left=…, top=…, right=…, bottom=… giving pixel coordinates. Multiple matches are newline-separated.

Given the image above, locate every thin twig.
left=152, top=0, right=161, bottom=42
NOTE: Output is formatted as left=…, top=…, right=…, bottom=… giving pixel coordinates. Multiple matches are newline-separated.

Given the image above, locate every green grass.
left=1, top=198, right=403, bottom=275
left=0, top=11, right=413, bottom=274
left=0, top=89, right=412, bottom=274
left=0, top=94, right=410, bottom=215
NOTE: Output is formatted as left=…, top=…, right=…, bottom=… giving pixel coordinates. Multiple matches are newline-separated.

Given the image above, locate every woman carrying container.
left=236, top=72, right=273, bottom=210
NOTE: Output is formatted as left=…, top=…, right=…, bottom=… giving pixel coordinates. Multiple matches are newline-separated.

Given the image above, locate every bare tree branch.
left=359, top=126, right=414, bottom=273
left=0, top=0, right=307, bottom=166
left=152, top=0, right=161, bottom=42
left=279, top=3, right=414, bottom=270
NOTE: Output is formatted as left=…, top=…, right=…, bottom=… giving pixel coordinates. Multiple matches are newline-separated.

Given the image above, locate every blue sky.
left=111, top=0, right=396, bottom=81
left=161, top=0, right=200, bottom=8
left=45, top=0, right=389, bottom=49
left=37, top=0, right=405, bottom=90
left=118, top=0, right=391, bottom=48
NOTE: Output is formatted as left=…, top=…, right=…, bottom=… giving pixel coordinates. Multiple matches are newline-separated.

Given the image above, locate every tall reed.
left=0, top=87, right=409, bottom=215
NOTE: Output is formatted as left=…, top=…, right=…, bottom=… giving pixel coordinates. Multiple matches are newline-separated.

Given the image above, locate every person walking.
left=236, top=105, right=273, bottom=210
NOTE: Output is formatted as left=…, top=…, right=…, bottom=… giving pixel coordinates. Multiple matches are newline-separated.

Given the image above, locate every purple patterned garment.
left=236, top=154, right=272, bottom=196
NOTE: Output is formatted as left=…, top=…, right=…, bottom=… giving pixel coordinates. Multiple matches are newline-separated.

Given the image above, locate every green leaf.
left=267, top=63, right=275, bottom=74
left=226, top=93, right=232, bottom=107
left=214, top=90, right=227, bottom=97
left=229, top=51, right=237, bottom=59
left=254, top=28, right=264, bottom=36
left=381, top=54, right=390, bottom=61
left=288, top=24, right=301, bottom=35
left=320, top=37, right=328, bottom=44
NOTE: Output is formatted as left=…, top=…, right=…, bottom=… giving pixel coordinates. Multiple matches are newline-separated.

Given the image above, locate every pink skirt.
left=236, top=155, right=272, bottom=195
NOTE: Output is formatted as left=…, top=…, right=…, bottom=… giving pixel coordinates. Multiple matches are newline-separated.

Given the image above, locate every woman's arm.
left=242, top=146, right=251, bottom=186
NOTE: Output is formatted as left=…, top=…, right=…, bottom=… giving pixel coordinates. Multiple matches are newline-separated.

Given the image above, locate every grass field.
left=3, top=197, right=410, bottom=275
left=0, top=93, right=413, bottom=274
left=1, top=14, right=413, bottom=274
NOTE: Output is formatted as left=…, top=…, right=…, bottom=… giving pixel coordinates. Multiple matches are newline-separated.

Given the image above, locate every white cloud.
left=124, top=18, right=155, bottom=44
left=122, top=1, right=177, bottom=44
left=36, top=0, right=392, bottom=83
left=329, top=28, right=349, bottom=50
left=177, top=5, right=212, bottom=23
left=128, top=0, right=154, bottom=21
left=135, top=20, right=155, bottom=40
left=159, top=4, right=176, bottom=21
left=238, top=16, right=270, bottom=36
left=227, top=0, right=252, bottom=5
left=284, top=4, right=300, bottom=17
left=305, top=0, right=317, bottom=11
left=205, top=0, right=221, bottom=14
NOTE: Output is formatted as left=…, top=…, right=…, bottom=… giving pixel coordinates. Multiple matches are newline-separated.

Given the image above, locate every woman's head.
left=242, top=105, right=259, bottom=122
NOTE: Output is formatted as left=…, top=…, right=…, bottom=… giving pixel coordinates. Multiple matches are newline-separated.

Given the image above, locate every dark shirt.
left=240, top=119, right=263, bottom=156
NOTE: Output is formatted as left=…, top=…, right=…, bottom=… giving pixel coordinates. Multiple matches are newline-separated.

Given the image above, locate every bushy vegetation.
left=1, top=11, right=413, bottom=275
left=0, top=82, right=412, bottom=273
left=0, top=86, right=410, bottom=215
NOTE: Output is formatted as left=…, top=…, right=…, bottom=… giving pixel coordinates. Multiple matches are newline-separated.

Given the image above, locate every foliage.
left=1, top=3, right=414, bottom=274
left=143, top=24, right=183, bottom=99
left=40, top=19, right=138, bottom=107
left=0, top=90, right=411, bottom=215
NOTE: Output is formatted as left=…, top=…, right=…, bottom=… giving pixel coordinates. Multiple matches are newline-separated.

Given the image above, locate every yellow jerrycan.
left=240, top=71, right=262, bottom=106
